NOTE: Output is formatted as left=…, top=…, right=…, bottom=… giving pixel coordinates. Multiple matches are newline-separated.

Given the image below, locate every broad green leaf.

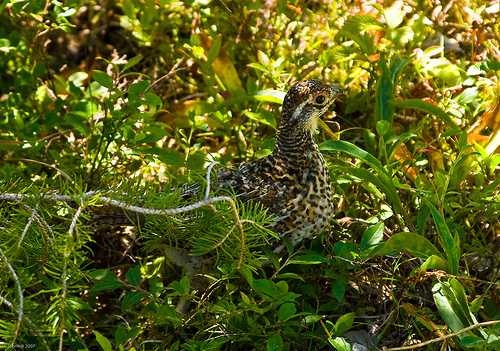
left=168, top=275, right=190, bottom=296
left=420, top=255, right=448, bottom=271
left=145, top=147, right=184, bottom=166
left=321, top=140, right=384, bottom=176
left=266, top=334, right=284, bottom=351
left=416, top=203, right=430, bottom=234
left=331, top=277, right=347, bottom=302
left=243, top=110, right=276, bottom=128
left=156, top=304, right=182, bottom=327
left=334, top=312, right=355, bottom=336
left=128, top=80, right=150, bottom=101
left=369, top=232, right=442, bottom=259
left=304, top=314, right=322, bottom=324
left=94, top=331, right=112, bottom=351
left=90, top=269, right=123, bottom=292
left=92, top=70, right=113, bottom=89
left=433, top=279, right=484, bottom=342
left=424, top=200, right=460, bottom=274
left=329, top=336, right=352, bottom=351
left=360, top=222, right=384, bottom=256
left=121, top=291, right=144, bottom=310
left=253, top=279, right=279, bottom=299
left=126, top=265, right=142, bottom=286
left=253, top=89, right=285, bottom=104
left=278, top=302, right=296, bottom=321
left=393, top=99, right=459, bottom=129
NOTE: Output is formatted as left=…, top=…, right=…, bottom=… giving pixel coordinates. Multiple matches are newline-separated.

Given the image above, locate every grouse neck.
left=274, top=121, right=319, bottom=167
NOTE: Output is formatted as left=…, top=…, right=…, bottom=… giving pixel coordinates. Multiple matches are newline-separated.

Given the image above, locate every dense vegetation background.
left=0, top=0, right=498, bottom=350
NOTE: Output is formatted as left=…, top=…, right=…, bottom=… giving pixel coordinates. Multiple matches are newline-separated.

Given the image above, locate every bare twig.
left=148, top=58, right=185, bottom=90
left=383, top=320, right=500, bottom=350
left=18, top=158, right=73, bottom=182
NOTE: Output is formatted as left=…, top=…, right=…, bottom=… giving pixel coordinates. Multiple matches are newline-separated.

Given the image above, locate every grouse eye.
left=314, top=95, right=326, bottom=105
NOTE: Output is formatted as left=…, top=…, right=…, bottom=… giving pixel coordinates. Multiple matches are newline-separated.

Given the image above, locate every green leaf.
left=375, top=57, right=409, bottom=124
left=393, top=99, right=459, bottom=130
left=122, top=54, right=143, bottom=72
left=277, top=302, right=296, bottom=321
left=92, top=70, right=113, bottom=89
left=168, top=275, right=190, bottom=296
left=207, top=35, right=222, bottom=64
left=156, top=304, right=182, bottom=327
left=128, top=80, right=150, bottom=102
left=90, top=269, right=123, bottom=292
left=266, top=334, right=284, bottom=351
left=243, top=110, right=277, bottom=128
left=370, top=232, right=442, bottom=259
left=253, top=279, right=279, bottom=299
left=375, top=59, right=394, bottom=123
left=420, top=255, right=449, bottom=271
left=331, top=277, right=347, bottom=302
left=304, top=314, right=322, bottom=324
left=334, top=312, right=355, bottom=336
left=433, top=279, right=484, bottom=342
left=360, top=222, right=384, bottom=256
left=289, top=252, right=327, bottom=265
left=337, top=15, right=383, bottom=55
left=253, top=89, right=285, bottom=104
left=275, top=273, right=305, bottom=282
left=125, top=265, right=142, bottom=286
left=94, top=330, right=112, bottom=351
left=121, top=291, right=144, bottom=310
left=329, top=336, right=352, bottom=351
left=424, top=200, right=460, bottom=275
left=321, top=140, right=403, bottom=214
left=145, top=147, right=185, bottom=166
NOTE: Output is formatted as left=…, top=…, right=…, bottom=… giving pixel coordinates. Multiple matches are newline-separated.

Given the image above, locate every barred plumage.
left=218, top=80, right=342, bottom=245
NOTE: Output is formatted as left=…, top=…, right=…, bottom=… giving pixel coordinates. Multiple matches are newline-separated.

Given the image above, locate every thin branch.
left=383, top=320, right=500, bottom=350
left=148, top=58, right=185, bottom=90
left=0, top=294, right=50, bottom=351
left=59, top=203, right=85, bottom=351
left=1, top=191, right=247, bottom=268
left=18, top=158, right=73, bottom=182
left=205, top=160, right=218, bottom=200
left=18, top=211, right=35, bottom=248
left=0, top=247, right=23, bottom=341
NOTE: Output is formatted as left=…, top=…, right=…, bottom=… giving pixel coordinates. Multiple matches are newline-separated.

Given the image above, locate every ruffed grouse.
left=218, top=80, right=342, bottom=245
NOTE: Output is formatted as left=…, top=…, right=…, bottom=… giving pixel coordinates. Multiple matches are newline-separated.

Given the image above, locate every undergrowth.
left=0, top=1, right=498, bottom=350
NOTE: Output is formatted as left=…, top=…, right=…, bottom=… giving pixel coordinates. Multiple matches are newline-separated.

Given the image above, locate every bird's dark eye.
left=315, top=95, right=326, bottom=105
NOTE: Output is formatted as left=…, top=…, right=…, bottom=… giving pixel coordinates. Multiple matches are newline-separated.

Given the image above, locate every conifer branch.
left=0, top=247, right=23, bottom=341
left=1, top=190, right=247, bottom=268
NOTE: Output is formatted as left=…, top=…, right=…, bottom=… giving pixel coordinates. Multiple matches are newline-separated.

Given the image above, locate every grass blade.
left=424, top=200, right=460, bottom=274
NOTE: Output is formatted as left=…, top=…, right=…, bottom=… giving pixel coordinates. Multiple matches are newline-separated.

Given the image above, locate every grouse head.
left=280, top=80, right=342, bottom=133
